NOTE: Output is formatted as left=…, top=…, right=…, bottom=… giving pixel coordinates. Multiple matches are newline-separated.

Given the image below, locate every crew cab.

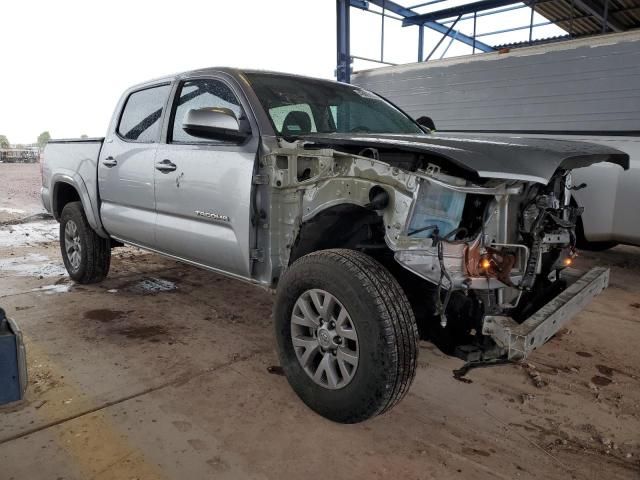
left=41, top=68, right=629, bottom=423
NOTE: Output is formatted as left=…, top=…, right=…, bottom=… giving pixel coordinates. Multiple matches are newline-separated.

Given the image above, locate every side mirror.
left=416, top=115, right=436, bottom=132
left=182, top=107, right=250, bottom=142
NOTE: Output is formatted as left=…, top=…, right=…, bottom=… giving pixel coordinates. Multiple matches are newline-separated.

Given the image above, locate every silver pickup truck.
left=42, top=68, right=629, bottom=423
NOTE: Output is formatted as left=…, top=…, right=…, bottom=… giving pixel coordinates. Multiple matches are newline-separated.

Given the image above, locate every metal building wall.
left=352, top=30, right=640, bottom=133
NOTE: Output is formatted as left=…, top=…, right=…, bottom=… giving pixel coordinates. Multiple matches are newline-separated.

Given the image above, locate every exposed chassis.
left=482, top=267, right=609, bottom=360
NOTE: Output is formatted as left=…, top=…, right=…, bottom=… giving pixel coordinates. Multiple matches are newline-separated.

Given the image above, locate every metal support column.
left=418, top=25, right=424, bottom=61
left=602, top=0, right=610, bottom=32
left=472, top=12, right=477, bottom=53
left=529, top=1, right=536, bottom=43
left=336, top=0, right=351, bottom=83
left=381, top=0, right=386, bottom=62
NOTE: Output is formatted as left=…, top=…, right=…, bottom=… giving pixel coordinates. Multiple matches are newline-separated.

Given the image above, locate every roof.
left=128, top=67, right=350, bottom=92
left=347, top=0, right=640, bottom=56
left=534, top=0, right=640, bottom=36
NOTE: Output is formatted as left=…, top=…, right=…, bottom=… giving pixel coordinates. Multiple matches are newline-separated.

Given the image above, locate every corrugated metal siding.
left=535, top=0, right=640, bottom=36
left=353, top=32, right=640, bottom=132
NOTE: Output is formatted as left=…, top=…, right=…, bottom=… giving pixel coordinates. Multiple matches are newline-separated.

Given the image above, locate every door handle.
left=155, top=159, right=177, bottom=173
left=102, top=157, right=117, bottom=168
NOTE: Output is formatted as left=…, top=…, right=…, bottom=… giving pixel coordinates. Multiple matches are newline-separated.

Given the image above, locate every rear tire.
left=60, top=201, right=111, bottom=284
left=274, top=249, right=419, bottom=423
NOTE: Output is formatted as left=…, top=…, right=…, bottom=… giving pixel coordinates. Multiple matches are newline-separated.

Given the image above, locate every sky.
left=0, top=0, right=564, bottom=144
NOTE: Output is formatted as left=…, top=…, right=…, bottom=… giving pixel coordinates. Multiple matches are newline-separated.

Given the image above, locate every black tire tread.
left=60, top=201, right=110, bottom=284
left=283, top=249, right=419, bottom=420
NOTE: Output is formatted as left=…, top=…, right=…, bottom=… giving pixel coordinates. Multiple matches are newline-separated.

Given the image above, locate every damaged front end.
left=261, top=139, right=618, bottom=362
left=391, top=166, right=608, bottom=361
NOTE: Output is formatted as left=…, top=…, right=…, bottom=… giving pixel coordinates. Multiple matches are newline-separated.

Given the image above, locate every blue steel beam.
left=355, top=0, right=495, bottom=53
left=425, top=19, right=493, bottom=51
left=349, top=0, right=370, bottom=9
left=402, top=0, right=528, bottom=25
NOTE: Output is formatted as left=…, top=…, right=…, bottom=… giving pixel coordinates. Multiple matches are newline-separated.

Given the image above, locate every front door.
left=98, top=83, right=172, bottom=247
left=153, top=77, right=259, bottom=278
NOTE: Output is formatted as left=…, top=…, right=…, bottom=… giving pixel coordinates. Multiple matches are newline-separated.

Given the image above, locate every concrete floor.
left=1, top=166, right=639, bottom=479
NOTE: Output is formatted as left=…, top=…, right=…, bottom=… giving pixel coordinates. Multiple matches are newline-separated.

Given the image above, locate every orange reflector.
left=563, top=257, right=573, bottom=267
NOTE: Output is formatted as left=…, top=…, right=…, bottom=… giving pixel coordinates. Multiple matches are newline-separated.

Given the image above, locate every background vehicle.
left=352, top=30, right=640, bottom=249
left=41, top=68, right=627, bottom=422
left=0, top=147, right=39, bottom=163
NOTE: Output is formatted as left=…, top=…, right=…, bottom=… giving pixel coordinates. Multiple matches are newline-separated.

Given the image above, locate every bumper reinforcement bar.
left=482, top=267, right=609, bottom=360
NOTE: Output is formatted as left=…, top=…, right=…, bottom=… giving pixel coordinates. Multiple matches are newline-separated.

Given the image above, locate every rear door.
left=153, top=76, right=259, bottom=278
left=98, top=83, right=171, bottom=247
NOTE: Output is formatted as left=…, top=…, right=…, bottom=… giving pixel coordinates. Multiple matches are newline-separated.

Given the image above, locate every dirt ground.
left=1, top=163, right=639, bottom=480
left=0, top=163, right=45, bottom=223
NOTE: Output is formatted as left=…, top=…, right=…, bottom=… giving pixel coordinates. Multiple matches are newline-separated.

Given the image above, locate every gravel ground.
left=0, top=163, right=46, bottom=223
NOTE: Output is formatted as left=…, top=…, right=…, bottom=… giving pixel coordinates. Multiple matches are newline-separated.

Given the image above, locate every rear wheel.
left=274, top=249, right=419, bottom=423
left=60, top=201, right=111, bottom=284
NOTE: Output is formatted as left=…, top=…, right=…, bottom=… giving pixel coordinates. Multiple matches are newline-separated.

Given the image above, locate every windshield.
left=245, top=73, right=423, bottom=137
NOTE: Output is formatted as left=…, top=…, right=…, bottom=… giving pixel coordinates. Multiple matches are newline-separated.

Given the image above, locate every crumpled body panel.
left=298, top=132, right=629, bottom=184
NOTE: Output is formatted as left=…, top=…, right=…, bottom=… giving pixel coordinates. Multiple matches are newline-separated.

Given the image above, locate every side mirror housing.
left=182, top=107, right=250, bottom=142
left=416, top=115, right=436, bottom=132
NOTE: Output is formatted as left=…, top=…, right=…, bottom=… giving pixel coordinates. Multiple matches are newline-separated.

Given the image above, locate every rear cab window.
left=117, top=84, right=171, bottom=142
left=269, top=104, right=317, bottom=134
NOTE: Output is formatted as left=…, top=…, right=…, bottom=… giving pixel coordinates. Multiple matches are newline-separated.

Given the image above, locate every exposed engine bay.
left=393, top=165, right=583, bottom=360
left=257, top=135, right=624, bottom=362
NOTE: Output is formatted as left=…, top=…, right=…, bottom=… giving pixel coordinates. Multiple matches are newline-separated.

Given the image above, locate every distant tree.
left=0, top=135, right=9, bottom=148
left=37, top=131, right=51, bottom=149
left=80, top=134, right=88, bottom=139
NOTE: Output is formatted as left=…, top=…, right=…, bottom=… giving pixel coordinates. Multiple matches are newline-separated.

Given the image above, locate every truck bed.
left=41, top=138, right=105, bottom=234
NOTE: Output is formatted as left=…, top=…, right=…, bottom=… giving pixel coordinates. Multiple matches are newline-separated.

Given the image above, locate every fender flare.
left=51, top=171, right=109, bottom=238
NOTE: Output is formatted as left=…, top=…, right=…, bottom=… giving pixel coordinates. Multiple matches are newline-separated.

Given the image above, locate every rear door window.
left=118, top=84, right=171, bottom=142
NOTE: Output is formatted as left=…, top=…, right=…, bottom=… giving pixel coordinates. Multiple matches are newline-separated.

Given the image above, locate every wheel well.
left=53, top=182, right=81, bottom=219
left=288, top=204, right=387, bottom=265
left=287, top=204, right=440, bottom=342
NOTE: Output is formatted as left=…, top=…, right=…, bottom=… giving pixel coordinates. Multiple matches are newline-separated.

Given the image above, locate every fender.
left=51, top=171, right=109, bottom=238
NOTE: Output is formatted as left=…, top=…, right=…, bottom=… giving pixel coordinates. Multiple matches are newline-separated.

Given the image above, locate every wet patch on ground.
left=591, top=375, right=613, bottom=387
left=116, top=277, right=178, bottom=295
left=114, top=325, right=169, bottom=342
left=0, top=253, right=67, bottom=278
left=0, top=220, right=58, bottom=247
left=576, top=351, right=593, bottom=358
left=79, top=307, right=170, bottom=344
left=461, top=447, right=491, bottom=457
left=30, top=283, right=73, bottom=295
left=84, top=309, right=131, bottom=323
left=596, top=364, right=614, bottom=377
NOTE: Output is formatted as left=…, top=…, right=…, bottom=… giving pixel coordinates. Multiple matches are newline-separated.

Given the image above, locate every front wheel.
left=60, top=201, right=111, bottom=284
left=274, top=249, right=419, bottom=423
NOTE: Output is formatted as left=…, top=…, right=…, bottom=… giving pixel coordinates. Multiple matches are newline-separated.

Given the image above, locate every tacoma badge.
left=195, top=210, right=230, bottom=222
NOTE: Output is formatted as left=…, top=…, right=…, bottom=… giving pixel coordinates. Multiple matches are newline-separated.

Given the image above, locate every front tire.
left=60, top=201, right=111, bottom=284
left=274, top=249, right=419, bottom=423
